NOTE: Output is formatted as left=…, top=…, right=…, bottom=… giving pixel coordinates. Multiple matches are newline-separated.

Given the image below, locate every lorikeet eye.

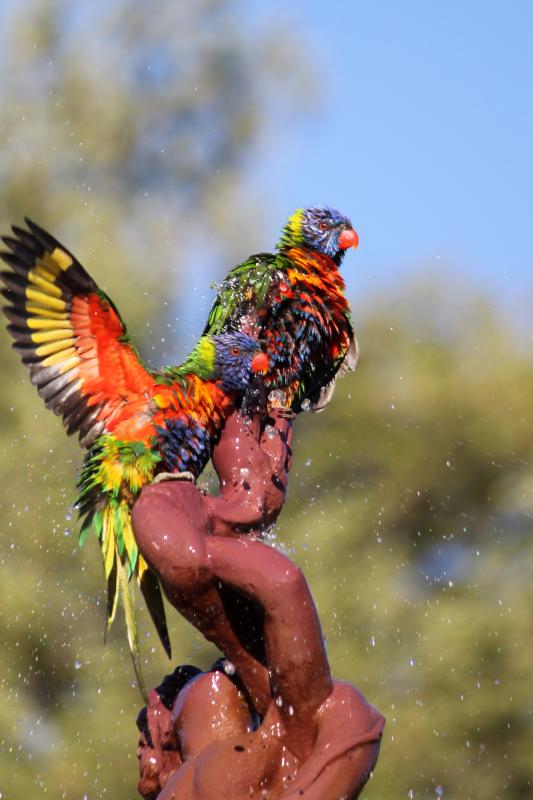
left=318, top=221, right=329, bottom=231
left=231, top=346, right=241, bottom=355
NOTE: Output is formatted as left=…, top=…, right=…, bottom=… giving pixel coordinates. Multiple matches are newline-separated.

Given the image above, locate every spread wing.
left=0, top=219, right=153, bottom=448
left=1, top=220, right=171, bottom=681
left=203, top=254, right=277, bottom=336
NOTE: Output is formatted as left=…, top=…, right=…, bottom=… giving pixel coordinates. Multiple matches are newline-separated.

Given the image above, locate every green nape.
left=276, top=208, right=304, bottom=250
left=167, top=335, right=217, bottom=381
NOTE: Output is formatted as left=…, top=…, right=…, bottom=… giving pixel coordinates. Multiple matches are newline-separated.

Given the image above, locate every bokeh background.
left=0, top=1, right=532, bottom=798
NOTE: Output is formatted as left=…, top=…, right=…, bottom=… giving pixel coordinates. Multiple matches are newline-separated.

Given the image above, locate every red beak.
left=338, top=228, right=359, bottom=250
left=251, top=351, right=269, bottom=374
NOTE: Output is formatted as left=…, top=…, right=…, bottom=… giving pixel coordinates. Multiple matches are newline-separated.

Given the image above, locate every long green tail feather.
left=117, top=555, right=147, bottom=702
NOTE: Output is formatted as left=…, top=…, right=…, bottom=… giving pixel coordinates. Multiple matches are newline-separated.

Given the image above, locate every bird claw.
left=271, top=407, right=296, bottom=421
left=153, top=471, right=196, bottom=484
left=267, top=389, right=295, bottom=418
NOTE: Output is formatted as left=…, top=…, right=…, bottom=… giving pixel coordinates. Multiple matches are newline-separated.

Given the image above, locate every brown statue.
left=132, top=410, right=384, bottom=799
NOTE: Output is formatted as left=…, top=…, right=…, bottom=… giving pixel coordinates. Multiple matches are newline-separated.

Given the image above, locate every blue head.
left=211, top=332, right=268, bottom=393
left=277, top=206, right=359, bottom=264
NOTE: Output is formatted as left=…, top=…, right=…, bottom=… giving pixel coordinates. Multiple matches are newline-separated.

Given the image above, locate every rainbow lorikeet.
left=204, top=206, right=359, bottom=413
left=0, top=220, right=268, bottom=692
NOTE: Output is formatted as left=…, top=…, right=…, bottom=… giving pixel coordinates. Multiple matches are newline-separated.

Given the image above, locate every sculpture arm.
left=205, top=534, right=332, bottom=761
left=204, top=410, right=292, bottom=537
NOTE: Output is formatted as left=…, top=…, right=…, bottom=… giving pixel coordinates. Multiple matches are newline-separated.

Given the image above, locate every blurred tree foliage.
left=0, top=0, right=313, bottom=360
left=289, top=282, right=533, bottom=800
left=0, top=2, right=532, bottom=800
left=0, top=0, right=313, bottom=796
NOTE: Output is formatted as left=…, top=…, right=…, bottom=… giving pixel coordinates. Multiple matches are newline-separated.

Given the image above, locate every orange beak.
left=251, top=351, right=269, bottom=374
left=338, top=228, right=359, bottom=250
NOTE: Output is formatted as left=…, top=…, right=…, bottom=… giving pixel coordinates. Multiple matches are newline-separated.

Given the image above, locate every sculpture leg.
left=139, top=674, right=384, bottom=800
left=278, top=681, right=385, bottom=799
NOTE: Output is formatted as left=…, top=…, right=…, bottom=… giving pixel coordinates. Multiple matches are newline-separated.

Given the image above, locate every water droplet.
left=223, top=660, right=236, bottom=676
left=275, top=695, right=283, bottom=707
left=305, top=459, right=312, bottom=467
left=435, top=786, right=444, bottom=798
left=268, top=389, right=287, bottom=407
left=74, top=660, right=82, bottom=670
left=408, top=657, right=416, bottom=667
left=261, top=524, right=277, bottom=546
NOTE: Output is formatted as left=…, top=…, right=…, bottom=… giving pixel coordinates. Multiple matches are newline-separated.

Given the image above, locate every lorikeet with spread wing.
left=0, top=220, right=268, bottom=693
left=204, top=206, right=359, bottom=413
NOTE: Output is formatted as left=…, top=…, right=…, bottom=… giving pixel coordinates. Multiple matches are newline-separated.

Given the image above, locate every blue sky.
left=1, top=0, right=531, bottom=329
left=247, top=1, right=533, bottom=317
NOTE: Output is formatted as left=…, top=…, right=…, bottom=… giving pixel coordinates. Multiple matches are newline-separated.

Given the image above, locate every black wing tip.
left=4, top=217, right=61, bottom=258
left=1, top=288, right=20, bottom=304
left=140, top=570, right=172, bottom=659
left=23, top=217, right=59, bottom=250
left=11, top=224, right=26, bottom=236
left=1, top=235, right=19, bottom=250
left=2, top=305, right=25, bottom=325
left=2, top=218, right=45, bottom=241
left=12, top=221, right=34, bottom=239
left=3, top=221, right=47, bottom=262
left=3, top=219, right=96, bottom=295
left=23, top=217, right=41, bottom=234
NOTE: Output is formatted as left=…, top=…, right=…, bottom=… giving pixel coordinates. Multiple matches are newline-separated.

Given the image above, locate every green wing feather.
left=203, top=254, right=277, bottom=335
left=77, top=435, right=171, bottom=699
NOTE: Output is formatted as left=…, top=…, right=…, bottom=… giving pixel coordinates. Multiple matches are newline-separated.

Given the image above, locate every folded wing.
left=203, top=255, right=276, bottom=336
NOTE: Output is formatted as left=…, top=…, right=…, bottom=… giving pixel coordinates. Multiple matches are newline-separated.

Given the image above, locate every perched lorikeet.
left=204, top=206, right=359, bottom=413
left=0, top=220, right=268, bottom=693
